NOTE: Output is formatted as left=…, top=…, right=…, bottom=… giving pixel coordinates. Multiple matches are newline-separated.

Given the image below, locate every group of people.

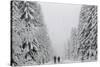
left=53, top=56, right=61, bottom=64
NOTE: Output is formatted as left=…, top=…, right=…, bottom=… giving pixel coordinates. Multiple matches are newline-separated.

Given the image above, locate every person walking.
left=58, top=56, right=60, bottom=63
left=54, top=56, right=56, bottom=64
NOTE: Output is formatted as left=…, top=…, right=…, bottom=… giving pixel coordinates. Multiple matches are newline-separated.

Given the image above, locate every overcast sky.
left=39, top=2, right=82, bottom=57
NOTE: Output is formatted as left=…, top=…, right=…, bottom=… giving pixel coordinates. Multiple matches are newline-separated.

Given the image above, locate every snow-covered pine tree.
left=11, top=0, right=52, bottom=66
left=78, top=5, right=97, bottom=61
left=66, top=28, right=79, bottom=61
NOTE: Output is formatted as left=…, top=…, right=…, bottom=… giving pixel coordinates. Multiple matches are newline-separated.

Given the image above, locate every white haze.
left=39, top=2, right=81, bottom=58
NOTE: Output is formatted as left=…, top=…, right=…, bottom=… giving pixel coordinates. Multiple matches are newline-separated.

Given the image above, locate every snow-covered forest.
left=11, top=0, right=97, bottom=66
left=11, top=1, right=53, bottom=66
left=64, top=5, right=97, bottom=62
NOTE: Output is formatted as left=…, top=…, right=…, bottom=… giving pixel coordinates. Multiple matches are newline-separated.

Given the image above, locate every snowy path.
left=44, top=60, right=80, bottom=65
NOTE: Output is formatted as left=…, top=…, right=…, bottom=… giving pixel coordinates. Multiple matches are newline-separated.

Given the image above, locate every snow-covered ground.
left=45, top=60, right=80, bottom=65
